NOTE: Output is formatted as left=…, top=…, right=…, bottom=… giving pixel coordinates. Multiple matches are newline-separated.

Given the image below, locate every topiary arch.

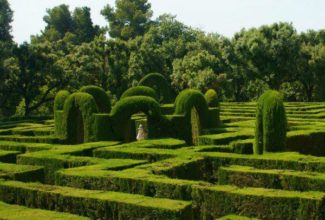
left=174, top=89, right=210, bottom=144
left=138, top=73, right=171, bottom=103
left=111, top=96, right=162, bottom=141
left=120, top=86, right=159, bottom=102
left=54, top=90, right=70, bottom=111
left=80, top=85, right=111, bottom=113
left=62, top=92, right=98, bottom=144
left=255, top=90, right=287, bottom=154
left=205, top=89, right=219, bottom=108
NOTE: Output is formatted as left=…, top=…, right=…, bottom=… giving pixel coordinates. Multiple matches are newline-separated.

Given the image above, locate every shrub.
left=205, top=89, right=219, bottom=107
left=174, top=89, right=209, bottom=128
left=111, top=96, right=161, bottom=140
left=62, top=92, right=98, bottom=144
left=255, top=90, right=287, bottom=154
left=120, top=86, right=159, bottom=102
left=80, top=85, right=111, bottom=113
left=54, top=90, right=70, bottom=111
left=138, top=73, right=171, bottom=103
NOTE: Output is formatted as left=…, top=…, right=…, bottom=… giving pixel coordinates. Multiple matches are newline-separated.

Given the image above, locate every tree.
left=233, top=23, right=300, bottom=90
left=13, top=41, right=68, bottom=116
left=73, top=7, right=100, bottom=43
left=0, top=0, right=13, bottom=41
left=43, top=4, right=74, bottom=39
left=171, top=50, right=224, bottom=92
left=101, top=0, right=153, bottom=40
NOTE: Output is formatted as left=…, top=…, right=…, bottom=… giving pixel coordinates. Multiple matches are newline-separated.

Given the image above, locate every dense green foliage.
left=111, top=95, right=161, bottom=140
left=255, top=90, right=287, bottom=154
left=54, top=90, right=70, bottom=111
left=205, top=89, right=219, bottom=107
left=174, top=89, right=209, bottom=127
left=62, top=92, right=98, bottom=144
left=79, top=85, right=111, bottom=113
left=120, top=86, right=158, bottom=101
left=0, top=100, right=324, bottom=219
left=138, top=73, right=171, bottom=103
left=0, top=0, right=324, bottom=120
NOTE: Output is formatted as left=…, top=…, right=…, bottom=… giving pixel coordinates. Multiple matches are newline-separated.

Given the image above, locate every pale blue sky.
left=8, top=0, right=325, bottom=43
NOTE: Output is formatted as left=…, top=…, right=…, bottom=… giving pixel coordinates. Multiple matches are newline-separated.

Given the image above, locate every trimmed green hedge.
left=0, top=180, right=193, bottom=220
left=62, top=92, right=98, bottom=144
left=205, top=89, right=219, bottom=107
left=218, top=165, right=325, bottom=192
left=111, top=96, right=162, bottom=141
left=54, top=90, right=70, bottom=111
left=80, top=85, right=111, bottom=113
left=0, top=201, right=90, bottom=220
left=138, top=73, right=171, bottom=103
left=120, top=86, right=159, bottom=102
left=192, top=184, right=325, bottom=219
left=255, top=90, right=287, bottom=154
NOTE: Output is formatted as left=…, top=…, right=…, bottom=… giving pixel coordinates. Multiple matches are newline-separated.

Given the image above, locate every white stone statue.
left=136, top=124, right=147, bottom=141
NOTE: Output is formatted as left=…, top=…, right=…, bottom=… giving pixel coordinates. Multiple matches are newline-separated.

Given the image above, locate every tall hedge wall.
left=255, top=90, right=287, bottom=154
left=62, top=92, right=98, bottom=144
left=174, top=89, right=209, bottom=128
left=111, top=96, right=161, bottom=141
left=120, top=86, right=159, bottom=102
left=138, top=73, right=171, bottom=103
left=54, top=90, right=70, bottom=111
left=80, top=85, right=111, bottom=113
left=205, top=89, right=219, bottom=108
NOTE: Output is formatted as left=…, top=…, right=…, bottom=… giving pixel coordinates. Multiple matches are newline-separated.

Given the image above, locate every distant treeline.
left=0, top=0, right=324, bottom=117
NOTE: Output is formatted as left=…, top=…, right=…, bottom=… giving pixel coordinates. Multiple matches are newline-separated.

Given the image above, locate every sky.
left=8, top=0, right=325, bottom=44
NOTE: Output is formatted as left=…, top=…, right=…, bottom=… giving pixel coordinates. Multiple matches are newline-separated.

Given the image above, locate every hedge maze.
left=0, top=86, right=324, bottom=219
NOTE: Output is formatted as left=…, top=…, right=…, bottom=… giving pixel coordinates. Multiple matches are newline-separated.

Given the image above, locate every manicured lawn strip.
left=0, top=162, right=44, bottom=182
left=0, top=180, right=193, bottom=220
left=0, top=150, right=20, bottom=163
left=192, top=184, right=325, bottom=219
left=0, top=201, right=89, bottom=220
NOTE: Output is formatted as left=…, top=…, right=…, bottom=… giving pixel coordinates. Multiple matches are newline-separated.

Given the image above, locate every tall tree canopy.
left=0, top=0, right=13, bottom=42
left=101, top=0, right=153, bottom=40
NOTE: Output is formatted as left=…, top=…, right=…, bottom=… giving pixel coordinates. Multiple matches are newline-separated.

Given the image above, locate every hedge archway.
left=120, top=86, right=159, bottom=102
left=174, top=89, right=209, bottom=127
left=54, top=90, right=70, bottom=111
left=80, top=85, right=111, bottom=113
left=63, top=92, right=98, bottom=144
left=138, top=73, right=171, bottom=103
left=111, top=96, right=161, bottom=141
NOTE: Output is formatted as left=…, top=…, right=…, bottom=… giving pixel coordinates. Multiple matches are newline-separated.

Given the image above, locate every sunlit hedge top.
left=80, top=85, right=111, bottom=113
left=139, top=73, right=171, bottom=103
left=54, top=90, right=70, bottom=111
left=205, top=89, right=219, bottom=107
left=120, top=86, right=159, bottom=101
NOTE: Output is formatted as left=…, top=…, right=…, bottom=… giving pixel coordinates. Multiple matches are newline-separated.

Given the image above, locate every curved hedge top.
left=138, top=73, right=171, bottom=103
left=174, top=89, right=209, bottom=126
left=63, top=92, right=98, bottom=143
left=120, top=86, right=159, bottom=102
left=112, top=96, right=161, bottom=120
left=205, top=89, right=219, bottom=107
left=54, top=90, right=70, bottom=111
left=255, top=90, right=287, bottom=154
left=79, top=85, right=111, bottom=113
